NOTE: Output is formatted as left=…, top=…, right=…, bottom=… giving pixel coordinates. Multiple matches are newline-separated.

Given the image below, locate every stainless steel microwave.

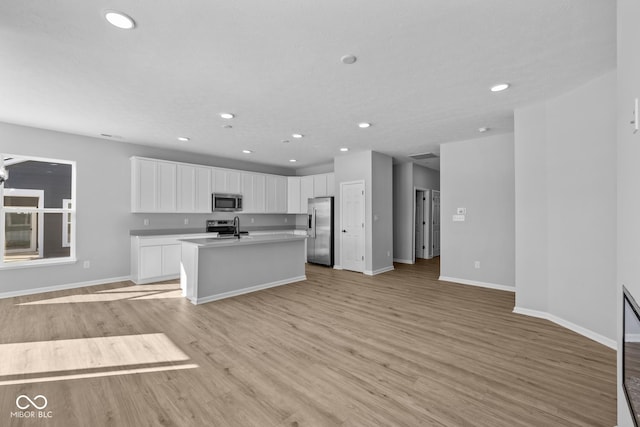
left=212, top=193, right=243, bottom=212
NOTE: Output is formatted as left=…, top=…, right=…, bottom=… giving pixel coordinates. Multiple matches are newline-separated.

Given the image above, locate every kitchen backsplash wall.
left=130, top=212, right=299, bottom=231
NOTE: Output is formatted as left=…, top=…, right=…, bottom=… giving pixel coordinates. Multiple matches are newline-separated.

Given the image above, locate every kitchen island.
left=179, top=233, right=307, bottom=304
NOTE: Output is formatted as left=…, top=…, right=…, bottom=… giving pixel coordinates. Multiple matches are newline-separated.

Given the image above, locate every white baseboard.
left=439, top=276, right=515, bottom=293
left=193, top=275, right=307, bottom=305
left=513, top=306, right=616, bottom=350
left=393, top=258, right=414, bottom=264
left=364, top=265, right=395, bottom=276
left=0, top=276, right=132, bottom=300
left=333, top=265, right=343, bottom=270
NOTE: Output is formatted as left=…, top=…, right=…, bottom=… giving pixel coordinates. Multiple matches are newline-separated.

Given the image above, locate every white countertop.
left=179, top=233, right=306, bottom=248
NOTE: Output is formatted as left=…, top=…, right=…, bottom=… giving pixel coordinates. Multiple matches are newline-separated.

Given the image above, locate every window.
left=0, top=155, right=76, bottom=267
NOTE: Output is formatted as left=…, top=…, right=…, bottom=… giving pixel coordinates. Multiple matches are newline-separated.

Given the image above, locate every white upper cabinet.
left=266, top=175, right=288, bottom=213
left=287, top=177, right=301, bottom=214
left=194, top=166, right=212, bottom=212
left=212, top=168, right=241, bottom=194
left=242, top=172, right=266, bottom=213
left=313, top=174, right=327, bottom=198
left=177, top=164, right=196, bottom=212
left=300, top=175, right=314, bottom=213
left=326, top=173, right=335, bottom=196
left=131, top=157, right=177, bottom=213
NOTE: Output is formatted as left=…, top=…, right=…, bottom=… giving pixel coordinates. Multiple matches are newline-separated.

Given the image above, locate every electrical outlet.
left=83, top=260, right=90, bottom=269
left=184, top=218, right=189, bottom=225
left=387, top=251, right=391, bottom=257
left=474, top=261, right=480, bottom=269
left=284, top=217, right=288, bottom=223
left=143, top=218, right=149, bottom=226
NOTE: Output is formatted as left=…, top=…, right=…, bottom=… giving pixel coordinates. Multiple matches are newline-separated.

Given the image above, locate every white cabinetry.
left=194, top=167, right=212, bottom=212
left=266, top=175, right=288, bottom=213
left=287, top=173, right=334, bottom=214
left=131, top=158, right=177, bottom=213
left=131, top=234, right=209, bottom=284
left=242, top=172, right=266, bottom=213
left=213, top=168, right=241, bottom=194
left=287, top=177, right=301, bottom=214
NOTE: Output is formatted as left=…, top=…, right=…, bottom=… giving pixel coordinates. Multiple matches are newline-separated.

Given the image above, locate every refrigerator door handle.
left=309, top=208, right=317, bottom=238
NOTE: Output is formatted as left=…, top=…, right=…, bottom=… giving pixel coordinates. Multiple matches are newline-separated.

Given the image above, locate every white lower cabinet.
left=131, top=234, right=209, bottom=284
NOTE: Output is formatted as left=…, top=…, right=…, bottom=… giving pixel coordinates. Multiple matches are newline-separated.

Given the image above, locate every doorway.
left=340, top=180, right=365, bottom=272
left=413, top=188, right=441, bottom=262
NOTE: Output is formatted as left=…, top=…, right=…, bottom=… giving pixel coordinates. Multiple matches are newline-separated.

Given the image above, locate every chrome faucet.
left=233, top=216, right=240, bottom=239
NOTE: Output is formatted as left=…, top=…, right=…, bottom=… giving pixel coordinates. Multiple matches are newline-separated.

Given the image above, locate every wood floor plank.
left=0, top=258, right=615, bottom=426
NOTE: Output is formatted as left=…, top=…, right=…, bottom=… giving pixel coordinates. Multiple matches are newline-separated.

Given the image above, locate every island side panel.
left=194, top=239, right=306, bottom=304
left=180, top=242, right=199, bottom=301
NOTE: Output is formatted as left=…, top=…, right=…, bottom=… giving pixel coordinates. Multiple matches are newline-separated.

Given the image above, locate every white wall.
left=0, top=122, right=292, bottom=296
left=334, top=150, right=394, bottom=274
left=440, top=133, right=515, bottom=289
left=514, top=71, right=617, bottom=345
left=618, top=0, right=640, bottom=425
left=392, top=162, right=440, bottom=263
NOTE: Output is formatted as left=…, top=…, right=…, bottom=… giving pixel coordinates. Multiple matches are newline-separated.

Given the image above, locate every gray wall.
left=334, top=150, right=393, bottom=274
left=392, top=162, right=440, bottom=263
left=371, top=152, right=394, bottom=273
left=514, top=71, right=616, bottom=342
left=440, top=133, right=515, bottom=288
left=618, top=0, right=640, bottom=425
left=0, top=121, right=294, bottom=294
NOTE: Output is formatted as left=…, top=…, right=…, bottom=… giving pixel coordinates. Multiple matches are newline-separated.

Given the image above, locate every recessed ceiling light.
left=242, top=150, right=253, bottom=154
left=177, top=137, right=190, bottom=142
left=289, top=159, right=297, bottom=163
left=292, top=133, right=303, bottom=139
left=478, top=127, right=489, bottom=133
left=340, top=148, right=349, bottom=152
left=104, top=11, right=136, bottom=30
left=341, top=54, right=357, bottom=65
left=490, top=83, right=510, bottom=92
left=358, top=122, right=371, bottom=128
left=220, top=113, right=234, bottom=119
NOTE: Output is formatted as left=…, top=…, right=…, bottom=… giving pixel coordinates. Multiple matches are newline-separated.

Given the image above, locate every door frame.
left=413, top=187, right=432, bottom=263
left=339, top=180, right=366, bottom=272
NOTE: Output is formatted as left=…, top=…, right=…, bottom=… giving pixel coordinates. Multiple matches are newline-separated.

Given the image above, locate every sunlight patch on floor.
left=0, top=333, right=190, bottom=377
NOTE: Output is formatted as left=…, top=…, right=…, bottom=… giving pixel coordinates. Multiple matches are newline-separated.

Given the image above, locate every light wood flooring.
left=0, top=258, right=615, bottom=426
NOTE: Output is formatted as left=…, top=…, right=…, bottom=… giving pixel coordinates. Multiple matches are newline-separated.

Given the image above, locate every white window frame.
left=62, top=198, right=72, bottom=248
left=0, top=154, right=77, bottom=269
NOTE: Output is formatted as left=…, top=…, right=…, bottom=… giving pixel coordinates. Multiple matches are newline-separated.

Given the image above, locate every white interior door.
left=431, top=190, right=441, bottom=257
left=415, top=190, right=424, bottom=260
left=340, top=181, right=365, bottom=272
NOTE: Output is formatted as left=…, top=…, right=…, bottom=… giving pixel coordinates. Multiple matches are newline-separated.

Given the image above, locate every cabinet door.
left=177, top=165, right=196, bottom=212
left=241, top=172, right=255, bottom=212
left=132, top=158, right=157, bottom=212
left=287, top=177, right=301, bottom=213
left=161, top=244, right=181, bottom=276
left=275, top=176, right=287, bottom=213
left=213, top=168, right=227, bottom=193
left=300, top=176, right=314, bottom=213
left=195, top=167, right=212, bottom=213
left=265, top=175, right=277, bottom=213
left=313, top=174, right=327, bottom=197
left=326, top=173, right=335, bottom=196
left=227, top=170, right=241, bottom=194
left=140, top=246, right=163, bottom=279
left=157, top=162, right=177, bottom=212
left=254, top=174, right=266, bottom=213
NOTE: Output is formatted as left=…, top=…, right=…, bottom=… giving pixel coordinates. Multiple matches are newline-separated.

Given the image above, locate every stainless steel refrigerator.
left=307, top=196, right=334, bottom=266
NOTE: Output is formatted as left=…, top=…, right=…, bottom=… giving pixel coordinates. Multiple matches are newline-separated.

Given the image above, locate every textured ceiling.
left=0, top=1, right=616, bottom=171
